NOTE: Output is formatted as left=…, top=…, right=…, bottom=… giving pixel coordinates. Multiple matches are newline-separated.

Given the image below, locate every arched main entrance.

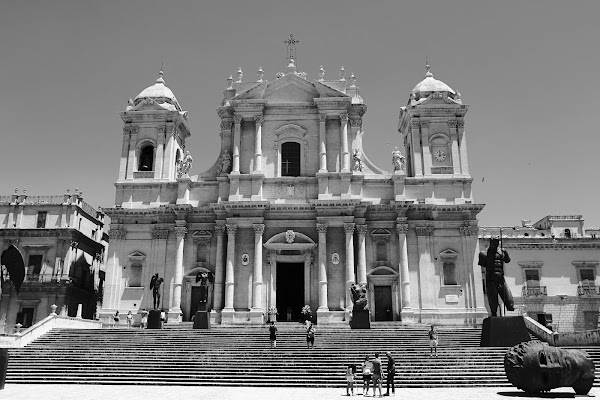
left=264, top=230, right=316, bottom=321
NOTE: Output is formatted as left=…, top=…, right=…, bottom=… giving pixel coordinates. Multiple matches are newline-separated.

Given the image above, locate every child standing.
left=345, top=364, right=356, bottom=396
left=428, top=324, right=439, bottom=357
left=269, top=321, right=278, bottom=348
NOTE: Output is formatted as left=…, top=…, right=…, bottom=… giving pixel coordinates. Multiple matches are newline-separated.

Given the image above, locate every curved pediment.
left=275, top=124, right=307, bottom=141
left=264, top=230, right=316, bottom=251
left=368, top=266, right=398, bottom=276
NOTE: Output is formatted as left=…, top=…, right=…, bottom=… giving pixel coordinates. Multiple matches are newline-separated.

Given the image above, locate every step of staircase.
left=5, top=325, right=600, bottom=387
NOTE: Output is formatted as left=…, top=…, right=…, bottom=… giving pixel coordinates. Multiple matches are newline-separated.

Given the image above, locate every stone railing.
left=431, top=166, right=453, bottom=174
left=22, top=195, right=65, bottom=205
left=78, top=200, right=98, bottom=217
left=522, top=285, right=547, bottom=297
left=0, top=315, right=102, bottom=348
left=578, top=284, right=600, bottom=296
left=524, top=315, right=600, bottom=346
left=133, top=171, right=155, bottom=179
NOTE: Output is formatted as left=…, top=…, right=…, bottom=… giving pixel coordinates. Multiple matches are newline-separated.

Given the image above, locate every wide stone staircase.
left=5, top=323, right=600, bottom=387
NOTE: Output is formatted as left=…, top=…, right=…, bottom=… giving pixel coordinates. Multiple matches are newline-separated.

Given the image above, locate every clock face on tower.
left=433, top=149, right=447, bottom=162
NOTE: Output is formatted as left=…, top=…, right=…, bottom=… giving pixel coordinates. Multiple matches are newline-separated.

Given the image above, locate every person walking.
left=113, top=310, right=120, bottom=328
left=361, top=355, right=372, bottom=396
left=428, top=324, right=439, bottom=357
left=140, top=311, right=148, bottom=329
left=126, top=311, right=133, bottom=329
left=269, top=321, right=278, bottom=349
left=372, top=352, right=383, bottom=397
left=306, top=322, right=315, bottom=349
left=384, top=351, right=396, bottom=396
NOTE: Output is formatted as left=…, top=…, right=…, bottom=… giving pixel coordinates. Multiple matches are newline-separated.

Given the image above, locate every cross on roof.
left=284, top=34, right=299, bottom=63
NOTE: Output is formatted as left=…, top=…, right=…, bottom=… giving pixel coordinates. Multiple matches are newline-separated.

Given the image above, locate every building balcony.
left=522, top=285, right=547, bottom=297
left=578, top=284, right=600, bottom=296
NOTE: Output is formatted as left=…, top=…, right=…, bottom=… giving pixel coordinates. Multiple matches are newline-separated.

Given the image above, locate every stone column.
left=268, top=250, right=277, bottom=311
left=318, top=114, right=328, bottom=172
left=252, top=224, right=264, bottom=310
left=344, top=223, right=356, bottom=309
left=224, top=224, right=237, bottom=310
left=170, top=223, right=187, bottom=319
left=457, top=120, right=469, bottom=175
left=340, top=114, right=350, bottom=172
left=420, top=121, right=431, bottom=175
left=415, top=226, right=435, bottom=313
left=316, top=223, right=329, bottom=311
left=253, top=115, right=263, bottom=173
left=213, top=225, right=226, bottom=310
left=396, top=222, right=411, bottom=311
left=125, top=126, right=138, bottom=179
left=356, top=225, right=368, bottom=285
left=232, top=115, right=242, bottom=174
left=155, top=125, right=166, bottom=179
left=411, top=121, right=423, bottom=176
left=448, top=120, right=461, bottom=175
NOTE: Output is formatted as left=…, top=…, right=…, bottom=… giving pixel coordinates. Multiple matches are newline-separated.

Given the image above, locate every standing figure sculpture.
left=149, top=273, right=164, bottom=310
left=352, top=149, right=363, bottom=172
left=392, top=148, right=405, bottom=172
left=478, top=235, right=514, bottom=316
left=195, top=271, right=214, bottom=311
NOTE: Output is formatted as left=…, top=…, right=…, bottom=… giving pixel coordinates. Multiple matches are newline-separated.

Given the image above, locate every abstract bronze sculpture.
left=505, top=341, right=595, bottom=395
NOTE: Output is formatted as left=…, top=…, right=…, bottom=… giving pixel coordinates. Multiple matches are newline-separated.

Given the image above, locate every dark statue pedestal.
left=480, top=316, right=530, bottom=347
left=193, top=311, right=210, bottom=329
left=350, top=310, right=371, bottom=329
left=0, top=348, right=8, bottom=390
left=147, top=309, right=162, bottom=329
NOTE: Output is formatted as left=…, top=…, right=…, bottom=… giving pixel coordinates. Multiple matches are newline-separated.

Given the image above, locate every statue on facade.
left=195, top=271, right=214, bottom=310
left=478, top=235, right=514, bottom=316
left=176, top=151, right=193, bottom=177
left=352, top=149, right=363, bottom=172
left=392, top=148, right=405, bottom=172
left=505, top=341, right=595, bottom=395
left=350, top=283, right=369, bottom=312
left=149, top=273, right=164, bottom=309
left=218, top=152, right=231, bottom=174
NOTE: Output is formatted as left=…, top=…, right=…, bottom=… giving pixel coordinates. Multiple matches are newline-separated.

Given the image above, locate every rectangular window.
left=443, top=262, right=458, bottom=285
left=525, top=269, right=540, bottom=287
left=36, top=211, right=47, bottom=228
left=28, top=254, right=43, bottom=276
left=281, top=142, right=301, bottom=177
left=580, top=268, right=595, bottom=285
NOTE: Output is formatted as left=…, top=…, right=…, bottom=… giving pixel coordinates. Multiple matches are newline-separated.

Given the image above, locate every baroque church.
left=101, top=44, right=487, bottom=326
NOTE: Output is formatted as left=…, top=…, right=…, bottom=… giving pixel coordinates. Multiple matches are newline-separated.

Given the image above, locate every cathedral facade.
left=101, top=56, right=487, bottom=326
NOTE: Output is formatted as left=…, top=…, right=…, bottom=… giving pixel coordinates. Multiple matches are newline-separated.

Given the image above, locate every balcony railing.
left=522, top=285, right=547, bottom=297
left=578, top=284, right=600, bottom=296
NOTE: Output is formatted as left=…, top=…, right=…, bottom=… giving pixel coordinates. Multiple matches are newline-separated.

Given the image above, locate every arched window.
left=139, top=144, right=154, bottom=171
left=128, top=263, right=142, bottom=287
left=281, top=142, right=301, bottom=176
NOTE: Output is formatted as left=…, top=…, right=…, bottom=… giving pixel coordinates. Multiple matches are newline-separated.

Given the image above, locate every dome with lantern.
left=409, top=64, right=461, bottom=105
left=127, top=70, right=182, bottom=112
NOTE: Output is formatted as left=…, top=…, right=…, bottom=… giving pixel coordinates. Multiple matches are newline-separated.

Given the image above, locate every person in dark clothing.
left=384, top=351, right=396, bottom=396
left=269, top=321, right=277, bottom=348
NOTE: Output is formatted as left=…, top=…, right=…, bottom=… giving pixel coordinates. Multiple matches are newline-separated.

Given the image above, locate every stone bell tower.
left=115, top=70, right=191, bottom=206
left=398, top=64, right=470, bottom=179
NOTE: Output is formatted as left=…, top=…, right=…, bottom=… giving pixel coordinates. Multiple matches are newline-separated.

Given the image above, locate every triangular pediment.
left=439, top=248, right=459, bottom=259
left=263, top=74, right=320, bottom=103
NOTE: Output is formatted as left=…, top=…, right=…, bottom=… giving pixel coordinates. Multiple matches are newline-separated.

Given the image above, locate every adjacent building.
left=480, top=215, right=600, bottom=332
left=0, top=190, right=107, bottom=331
left=101, top=52, right=488, bottom=326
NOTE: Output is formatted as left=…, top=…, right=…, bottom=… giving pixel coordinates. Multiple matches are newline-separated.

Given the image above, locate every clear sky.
left=1, top=0, right=599, bottom=228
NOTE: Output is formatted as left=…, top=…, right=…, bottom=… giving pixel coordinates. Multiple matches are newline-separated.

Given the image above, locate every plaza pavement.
left=0, top=385, right=597, bottom=400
